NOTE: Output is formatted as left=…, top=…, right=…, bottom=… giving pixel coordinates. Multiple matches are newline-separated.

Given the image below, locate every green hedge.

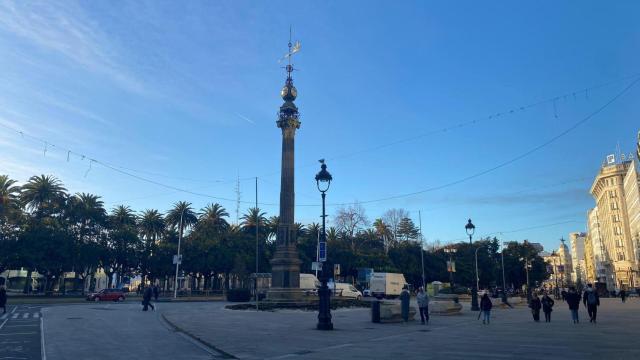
left=226, top=288, right=251, bottom=302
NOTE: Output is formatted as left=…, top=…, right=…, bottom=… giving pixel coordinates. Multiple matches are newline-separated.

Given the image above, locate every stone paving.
left=162, top=297, right=640, bottom=359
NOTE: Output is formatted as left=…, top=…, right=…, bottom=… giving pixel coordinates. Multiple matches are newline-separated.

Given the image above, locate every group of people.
left=479, top=283, right=603, bottom=325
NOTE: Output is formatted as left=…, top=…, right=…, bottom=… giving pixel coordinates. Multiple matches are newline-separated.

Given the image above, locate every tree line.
left=0, top=174, right=548, bottom=295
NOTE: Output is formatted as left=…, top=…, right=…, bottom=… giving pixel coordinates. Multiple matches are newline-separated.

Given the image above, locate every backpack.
left=587, top=291, right=597, bottom=305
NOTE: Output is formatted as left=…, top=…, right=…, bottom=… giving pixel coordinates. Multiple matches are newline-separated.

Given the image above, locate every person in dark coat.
left=541, top=292, right=555, bottom=322
left=620, top=289, right=627, bottom=303
left=142, top=286, right=155, bottom=311
left=0, top=285, right=7, bottom=314
left=565, top=287, right=581, bottom=324
left=153, top=285, right=159, bottom=301
left=529, top=293, right=542, bottom=322
left=480, top=293, right=492, bottom=324
left=400, top=285, right=410, bottom=322
left=583, top=283, right=600, bottom=323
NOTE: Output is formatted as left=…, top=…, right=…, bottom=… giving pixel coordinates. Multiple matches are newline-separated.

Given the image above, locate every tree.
left=334, top=202, right=369, bottom=239
left=138, top=209, right=165, bottom=284
left=240, top=207, right=267, bottom=238
left=197, top=203, right=230, bottom=234
left=397, top=217, right=419, bottom=241
left=382, top=208, right=410, bottom=242
left=0, top=175, right=21, bottom=220
left=20, top=175, right=67, bottom=218
left=165, top=201, right=198, bottom=238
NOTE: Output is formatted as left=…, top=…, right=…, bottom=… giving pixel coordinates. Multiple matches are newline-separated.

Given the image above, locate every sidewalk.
left=161, top=298, right=640, bottom=359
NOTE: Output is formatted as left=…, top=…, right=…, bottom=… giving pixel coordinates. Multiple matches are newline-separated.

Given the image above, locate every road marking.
left=0, top=332, right=38, bottom=335
left=22, top=313, right=29, bottom=319
left=0, top=313, right=7, bottom=320
left=10, top=306, right=17, bottom=314
left=33, top=313, right=40, bottom=318
left=0, top=318, right=7, bottom=331
left=41, top=315, right=46, bottom=360
left=11, top=313, right=18, bottom=319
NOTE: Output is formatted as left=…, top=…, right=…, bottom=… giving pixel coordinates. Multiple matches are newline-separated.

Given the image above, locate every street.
left=0, top=298, right=639, bottom=359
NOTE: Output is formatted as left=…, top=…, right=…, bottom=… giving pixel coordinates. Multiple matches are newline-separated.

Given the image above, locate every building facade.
left=583, top=232, right=596, bottom=284
left=589, top=159, right=637, bottom=288
left=623, top=160, right=640, bottom=272
left=569, top=232, right=587, bottom=285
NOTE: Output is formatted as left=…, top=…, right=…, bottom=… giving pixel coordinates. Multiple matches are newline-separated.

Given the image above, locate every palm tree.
left=241, top=207, right=267, bottom=236
left=138, top=209, right=165, bottom=244
left=0, top=175, right=21, bottom=220
left=198, top=203, right=230, bottom=232
left=70, top=193, right=107, bottom=238
left=266, top=216, right=280, bottom=241
left=20, top=175, right=67, bottom=216
left=166, top=201, right=198, bottom=235
left=110, top=205, right=137, bottom=228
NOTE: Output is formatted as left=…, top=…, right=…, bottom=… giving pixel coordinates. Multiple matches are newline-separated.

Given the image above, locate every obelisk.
left=268, top=40, right=303, bottom=301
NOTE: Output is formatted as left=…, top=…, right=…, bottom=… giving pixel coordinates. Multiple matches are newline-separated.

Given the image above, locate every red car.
left=86, top=288, right=126, bottom=302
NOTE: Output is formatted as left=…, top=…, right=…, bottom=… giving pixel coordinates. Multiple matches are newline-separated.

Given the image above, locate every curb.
left=160, top=313, right=236, bottom=359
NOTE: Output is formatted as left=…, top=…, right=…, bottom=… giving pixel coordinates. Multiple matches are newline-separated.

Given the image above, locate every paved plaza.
left=1, top=297, right=639, bottom=359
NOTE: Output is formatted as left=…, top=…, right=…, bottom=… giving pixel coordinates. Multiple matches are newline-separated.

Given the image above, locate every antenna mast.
left=235, top=172, right=241, bottom=225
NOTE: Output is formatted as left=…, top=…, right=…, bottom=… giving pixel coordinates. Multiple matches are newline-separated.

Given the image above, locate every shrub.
left=226, top=288, right=251, bottom=302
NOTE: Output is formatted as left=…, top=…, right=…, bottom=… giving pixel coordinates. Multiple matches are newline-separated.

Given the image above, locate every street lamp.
left=315, top=160, right=333, bottom=331
left=501, top=242, right=508, bottom=304
left=444, top=247, right=457, bottom=288
left=520, top=257, right=532, bottom=302
left=174, top=209, right=185, bottom=299
left=465, top=219, right=479, bottom=311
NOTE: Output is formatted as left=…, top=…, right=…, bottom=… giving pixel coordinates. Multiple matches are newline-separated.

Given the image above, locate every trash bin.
left=371, top=300, right=381, bottom=323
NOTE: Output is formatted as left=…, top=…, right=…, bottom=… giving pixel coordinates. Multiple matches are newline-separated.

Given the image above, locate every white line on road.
left=33, top=313, right=40, bottom=318
left=11, top=313, right=18, bottom=319
left=22, top=313, right=29, bottom=319
left=0, top=313, right=7, bottom=320
left=41, top=315, right=46, bottom=360
left=10, top=306, right=17, bottom=314
left=0, top=332, right=37, bottom=335
left=0, top=318, right=7, bottom=331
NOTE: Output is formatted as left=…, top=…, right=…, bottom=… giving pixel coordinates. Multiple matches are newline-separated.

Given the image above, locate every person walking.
left=529, top=293, right=542, bottom=322
left=541, top=292, right=555, bottom=322
left=416, top=286, right=429, bottom=325
left=480, top=293, right=492, bottom=324
left=400, top=285, right=410, bottom=323
left=583, top=283, right=600, bottom=323
left=142, top=286, right=155, bottom=311
left=565, top=287, right=581, bottom=324
left=0, top=285, right=7, bottom=314
left=620, top=288, right=627, bottom=303
left=153, top=284, right=159, bottom=302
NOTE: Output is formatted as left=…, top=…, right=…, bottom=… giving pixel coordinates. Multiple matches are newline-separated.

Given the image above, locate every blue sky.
left=1, top=1, right=639, bottom=251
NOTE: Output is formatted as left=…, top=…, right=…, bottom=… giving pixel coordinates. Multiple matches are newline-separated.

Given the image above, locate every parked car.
left=86, top=288, right=126, bottom=302
left=363, top=289, right=372, bottom=297
left=331, top=283, right=362, bottom=300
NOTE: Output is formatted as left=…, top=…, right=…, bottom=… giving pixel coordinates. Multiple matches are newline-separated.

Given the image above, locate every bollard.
left=371, top=300, right=381, bottom=323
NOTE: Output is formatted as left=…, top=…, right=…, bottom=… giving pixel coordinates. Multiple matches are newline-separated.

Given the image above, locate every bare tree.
left=333, top=202, right=369, bottom=240
left=382, top=208, right=410, bottom=242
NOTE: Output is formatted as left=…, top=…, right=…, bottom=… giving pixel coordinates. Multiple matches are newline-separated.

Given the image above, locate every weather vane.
left=278, top=26, right=301, bottom=71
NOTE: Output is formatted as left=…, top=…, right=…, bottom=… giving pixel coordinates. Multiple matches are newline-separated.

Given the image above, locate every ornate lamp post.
left=465, top=219, right=479, bottom=311
left=315, top=160, right=333, bottom=330
left=444, top=247, right=457, bottom=288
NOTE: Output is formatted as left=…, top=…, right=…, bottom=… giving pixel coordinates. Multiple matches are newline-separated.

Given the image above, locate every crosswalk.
left=0, top=311, right=40, bottom=320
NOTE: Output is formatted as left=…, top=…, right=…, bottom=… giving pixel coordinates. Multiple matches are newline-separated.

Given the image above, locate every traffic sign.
left=312, top=262, right=323, bottom=271
left=173, top=254, right=183, bottom=265
left=319, top=242, right=327, bottom=262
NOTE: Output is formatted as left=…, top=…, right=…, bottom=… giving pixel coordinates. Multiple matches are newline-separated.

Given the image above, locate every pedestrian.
left=582, top=283, right=600, bottom=323
left=529, top=293, right=542, bottom=322
left=0, top=285, right=7, bottom=314
left=142, top=286, right=155, bottom=311
left=480, top=293, right=492, bottom=324
left=400, top=285, right=410, bottom=322
left=541, top=292, right=555, bottom=322
left=416, top=286, right=429, bottom=325
left=561, top=290, right=567, bottom=302
left=620, top=288, right=626, bottom=303
left=153, top=284, right=159, bottom=301
left=565, top=286, right=581, bottom=324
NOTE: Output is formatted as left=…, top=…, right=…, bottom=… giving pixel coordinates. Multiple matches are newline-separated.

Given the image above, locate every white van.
left=332, top=283, right=362, bottom=300
left=300, top=274, right=320, bottom=294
